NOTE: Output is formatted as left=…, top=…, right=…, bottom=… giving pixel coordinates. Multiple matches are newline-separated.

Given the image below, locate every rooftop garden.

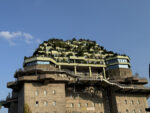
left=33, top=38, right=116, bottom=57
left=24, top=38, right=129, bottom=64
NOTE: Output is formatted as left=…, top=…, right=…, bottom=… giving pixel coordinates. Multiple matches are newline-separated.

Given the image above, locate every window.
left=92, top=103, right=95, bottom=107
left=52, top=90, right=56, bottom=94
left=137, top=100, right=140, bottom=104
left=78, top=103, right=81, bottom=107
left=126, top=109, right=129, bottom=113
left=44, top=90, right=47, bottom=96
left=139, top=110, right=142, bottom=113
left=131, top=100, right=134, bottom=104
left=35, top=101, right=39, bottom=107
left=71, top=103, right=74, bottom=107
left=85, top=103, right=88, bottom=107
left=125, top=100, right=127, bottom=104
left=35, top=91, right=38, bottom=96
left=52, top=101, right=56, bottom=106
left=133, top=110, right=136, bottom=113
left=44, top=101, right=48, bottom=106
left=53, top=112, right=56, bottom=113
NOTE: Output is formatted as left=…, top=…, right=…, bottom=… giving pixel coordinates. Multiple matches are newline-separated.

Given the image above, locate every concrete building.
left=1, top=38, right=150, bottom=113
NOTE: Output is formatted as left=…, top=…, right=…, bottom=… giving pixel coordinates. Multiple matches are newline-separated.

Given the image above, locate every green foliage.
left=76, top=51, right=84, bottom=56
left=72, top=38, right=76, bottom=41
left=48, top=38, right=63, bottom=42
left=66, top=53, right=73, bottom=57
left=24, top=104, right=32, bottom=113
left=32, top=38, right=120, bottom=59
left=107, top=51, right=114, bottom=54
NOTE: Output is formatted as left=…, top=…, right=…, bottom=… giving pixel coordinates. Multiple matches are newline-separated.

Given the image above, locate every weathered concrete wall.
left=24, top=82, right=66, bottom=113
left=115, top=93, right=148, bottom=113
left=24, top=64, right=58, bottom=71
left=66, top=88, right=104, bottom=113
left=8, top=102, right=18, bottom=113
left=18, top=86, right=24, bottom=113
left=107, top=68, right=132, bottom=79
left=8, top=82, right=149, bottom=113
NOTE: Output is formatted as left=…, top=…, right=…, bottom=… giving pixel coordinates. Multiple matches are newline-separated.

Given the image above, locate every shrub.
left=24, top=104, right=32, bottom=113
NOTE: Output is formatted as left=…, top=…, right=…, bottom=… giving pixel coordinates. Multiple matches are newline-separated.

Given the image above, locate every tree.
left=24, top=104, right=32, bottom=113
left=72, top=38, right=76, bottom=41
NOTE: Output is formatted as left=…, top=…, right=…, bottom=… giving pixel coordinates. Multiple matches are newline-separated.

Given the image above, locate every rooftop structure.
left=1, top=38, right=150, bottom=113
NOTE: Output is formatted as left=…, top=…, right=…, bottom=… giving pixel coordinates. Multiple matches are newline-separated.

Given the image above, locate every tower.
left=1, top=38, right=150, bottom=113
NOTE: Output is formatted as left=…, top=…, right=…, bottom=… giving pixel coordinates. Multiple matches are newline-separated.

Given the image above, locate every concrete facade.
left=115, top=94, right=148, bottom=113
left=24, top=83, right=66, bottom=113
left=2, top=65, right=150, bottom=113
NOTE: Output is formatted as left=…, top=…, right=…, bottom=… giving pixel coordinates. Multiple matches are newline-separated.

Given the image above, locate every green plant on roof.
left=67, top=53, right=73, bottom=57
left=31, top=38, right=119, bottom=59
left=24, top=104, right=32, bottom=113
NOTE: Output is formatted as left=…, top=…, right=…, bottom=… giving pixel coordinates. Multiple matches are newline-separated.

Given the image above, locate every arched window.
left=131, top=100, right=134, bottom=104
left=35, top=90, right=38, bottom=96
left=133, top=109, right=136, bottom=113
left=52, top=90, right=56, bottom=94
left=126, top=109, right=129, bottom=113
left=92, top=103, right=95, bottom=107
left=71, top=103, right=74, bottom=107
left=139, top=109, right=142, bottom=113
left=85, top=103, right=88, bottom=107
left=52, top=101, right=56, bottom=106
left=35, top=101, right=39, bottom=107
left=78, top=103, right=81, bottom=107
left=44, top=101, right=48, bottom=106
left=44, top=90, right=47, bottom=96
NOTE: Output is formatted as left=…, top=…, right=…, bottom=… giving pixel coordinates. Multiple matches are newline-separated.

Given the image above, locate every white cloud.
left=0, top=31, right=22, bottom=40
left=0, top=31, right=40, bottom=45
left=23, top=33, right=34, bottom=39
left=36, top=39, right=42, bottom=44
left=23, top=33, right=34, bottom=44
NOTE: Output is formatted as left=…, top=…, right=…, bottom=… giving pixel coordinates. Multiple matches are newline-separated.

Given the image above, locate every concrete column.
left=103, top=67, right=106, bottom=79
left=89, top=66, right=92, bottom=77
left=74, top=66, right=77, bottom=74
left=59, top=65, right=61, bottom=70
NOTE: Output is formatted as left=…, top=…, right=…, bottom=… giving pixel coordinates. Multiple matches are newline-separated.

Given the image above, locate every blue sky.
left=0, top=0, right=150, bottom=112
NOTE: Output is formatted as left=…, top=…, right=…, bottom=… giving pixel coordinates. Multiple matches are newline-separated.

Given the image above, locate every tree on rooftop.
left=67, top=53, right=73, bottom=57
left=48, top=38, right=63, bottom=42
left=76, top=49, right=84, bottom=56
left=61, top=52, right=65, bottom=57
left=72, top=38, right=76, bottom=41
left=101, top=46, right=104, bottom=49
